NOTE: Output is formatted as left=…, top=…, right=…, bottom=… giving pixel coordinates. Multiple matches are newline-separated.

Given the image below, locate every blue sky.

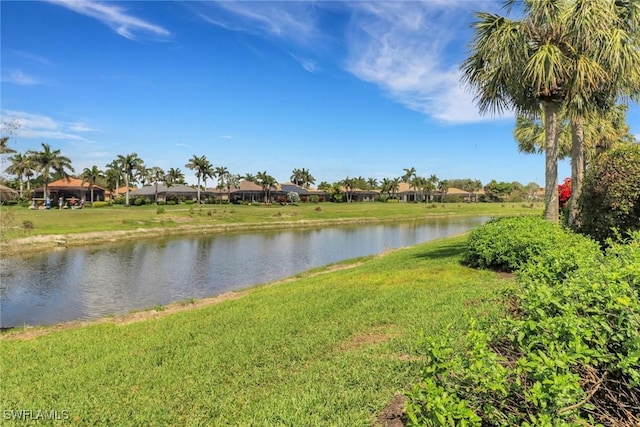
left=2, top=0, right=639, bottom=187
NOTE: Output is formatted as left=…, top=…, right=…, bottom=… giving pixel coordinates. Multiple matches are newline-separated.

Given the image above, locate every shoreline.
left=0, top=214, right=479, bottom=256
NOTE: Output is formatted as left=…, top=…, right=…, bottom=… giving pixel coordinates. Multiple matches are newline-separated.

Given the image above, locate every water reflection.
left=1, top=217, right=489, bottom=327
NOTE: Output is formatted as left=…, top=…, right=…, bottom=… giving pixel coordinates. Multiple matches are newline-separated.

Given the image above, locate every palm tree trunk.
left=197, top=177, right=201, bottom=203
left=125, top=175, right=130, bottom=207
left=543, top=102, right=560, bottom=223
left=568, top=117, right=584, bottom=230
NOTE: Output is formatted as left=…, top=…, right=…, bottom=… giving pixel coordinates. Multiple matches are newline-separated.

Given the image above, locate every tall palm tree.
left=390, top=178, right=401, bottom=201
left=80, top=165, right=104, bottom=204
left=166, top=167, right=185, bottom=185
left=5, top=152, right=33, bottom=198
left=214, top=166, right=229, bottom=204
left=463, top=0, right=640, bottom=223
left=117, top=153, right=144, bottom=207
left=243, top=173, right=256, bottom=183
left=200, top=161, right=214, bottom=203
left=365, top=178, right=378, bottom=191
left=135, top=165, right=150, bottom=187
left=401, top=167, right=416, bottom=184
left=185, top=155, right=209, bottom=204
left=104, top=160, right=122, bottom=199
left=255, top=171, right=276, bottom=203
left=409, top=175, right=423, bottom=202
left=290, top=168, right=304, bottom=186
left=147, top=166, right=166, bottom=204
left=380, top=178, right=392, bottom=198
left=27, top=143, right=74, bottom=201
left=341, top=177, right=356, bottom=203
left=301, top=168, right=315, bottom=189
left=422, top=175, right=438, bottom=203
left=437, top=179, right=449, bottom=203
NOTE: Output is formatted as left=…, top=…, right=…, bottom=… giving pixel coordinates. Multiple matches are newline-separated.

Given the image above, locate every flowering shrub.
left=558, top=177, right=571, bottom=208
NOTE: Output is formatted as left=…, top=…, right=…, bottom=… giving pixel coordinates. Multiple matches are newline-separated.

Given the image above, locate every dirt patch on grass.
left=339, top=325, right=399, bottom=352
left=375, top=393, right=407, bottom=427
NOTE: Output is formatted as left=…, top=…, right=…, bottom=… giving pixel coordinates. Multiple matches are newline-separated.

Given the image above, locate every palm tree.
left=185, top=155, right=209, bottom=204
left=401, top=167, right=416, bottom=184
left=437, top=179, right=449, bottom=203
left=5, top=152, right=33, bottom=198
left=243, top=173, right=256, bottom=183
left=80, top=165, right=104, bottom=204
left=27, top=143, right=75, bottom=201
left=225, top=173, right=241, bottom=203
left=341, top=177, right=356, bottom=203
left=422, top=175, right=438, bottom=203
left=380, top=178, right=392, bottom=198
left=463, top=0, right=640, bottom=223
left=390, top=178, right=401, bottom=201
left=409, top=175, right=423, bottom=202
left=366, top=178, right=378, bottom=191
left=144, top=167, right=165, bottom=204
left=290, top=168, right=304, bottom=186
left=214, top=166, right=229, bottom=204
left=255, top=171, right=276, bottom=203
left=166, top=167, right=185, bottom=185
left=301, top=168, right=315, bottom=189
left=135, top=165, right=150, bottom=187
left=117, top=153, right=144, bottom=207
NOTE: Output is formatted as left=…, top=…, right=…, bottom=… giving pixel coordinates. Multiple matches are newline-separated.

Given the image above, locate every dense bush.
left=579, top=143, right=640, bottom=244
left=463, top=216, right=594, bottom=272
left=406, top=229, right=640, bottom=426
left=90, top=201, right=109, bottom=208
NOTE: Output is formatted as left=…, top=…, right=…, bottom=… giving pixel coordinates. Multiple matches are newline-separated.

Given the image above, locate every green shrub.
left=407, top=231, right=640, bottom=426
left=309, top=194, right=319, bottom=203
left=90, top=201, right=110, bottom=208
left=579, top=143, right=640, bottom=244
left=464, top=216, right=573, bottom=272
left=133, top=197, right=147, bottom=206
left=156, top=207, right=166, bottom=214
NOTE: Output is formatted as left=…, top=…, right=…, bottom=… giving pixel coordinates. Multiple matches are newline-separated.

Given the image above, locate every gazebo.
left=0, top=184, right=19, bottom=203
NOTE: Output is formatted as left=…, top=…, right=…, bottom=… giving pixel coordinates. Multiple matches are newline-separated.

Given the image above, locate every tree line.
left=3, top=139, right=547, bottom=206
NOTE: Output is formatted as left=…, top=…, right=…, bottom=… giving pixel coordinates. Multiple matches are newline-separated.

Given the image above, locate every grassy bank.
left=0, top=235, right=513, bottom=426
left=1, top=202, right=541, bottom=254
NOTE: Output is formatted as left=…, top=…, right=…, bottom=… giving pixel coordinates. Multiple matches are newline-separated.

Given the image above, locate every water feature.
left=0, top=216, right=490, bottom=328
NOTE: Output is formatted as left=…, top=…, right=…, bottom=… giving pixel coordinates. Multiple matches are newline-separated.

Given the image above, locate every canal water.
left=0, top=216, right=490, bottom=328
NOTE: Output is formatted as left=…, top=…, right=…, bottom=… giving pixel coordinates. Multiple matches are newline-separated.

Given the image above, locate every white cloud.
left=344, top=1, right=509, bottom=124
left=46, top=0, right=170, bottom=41
left=2, top=70, right=41, bottom=86
left=11, top=51, right=54, bottom=67
left=1, top=110, right=89, bottom=141
left=219, top=135, right=233, bottom=140
left=68, top=122, right=98, bottom=132
left=194, top=1, right=318, bottom=44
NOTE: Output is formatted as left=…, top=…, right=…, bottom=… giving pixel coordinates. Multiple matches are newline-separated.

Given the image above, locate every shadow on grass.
left=412, top=241, right=467, bottom=261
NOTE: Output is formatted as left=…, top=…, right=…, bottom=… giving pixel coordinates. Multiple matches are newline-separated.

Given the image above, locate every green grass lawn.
left=0, top=235, right=513, bottom=426
left=1, top=202, right=542, bottom=239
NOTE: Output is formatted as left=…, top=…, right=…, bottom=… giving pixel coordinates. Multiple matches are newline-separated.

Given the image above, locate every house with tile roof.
left=33, top=177, right=107, bottom=203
